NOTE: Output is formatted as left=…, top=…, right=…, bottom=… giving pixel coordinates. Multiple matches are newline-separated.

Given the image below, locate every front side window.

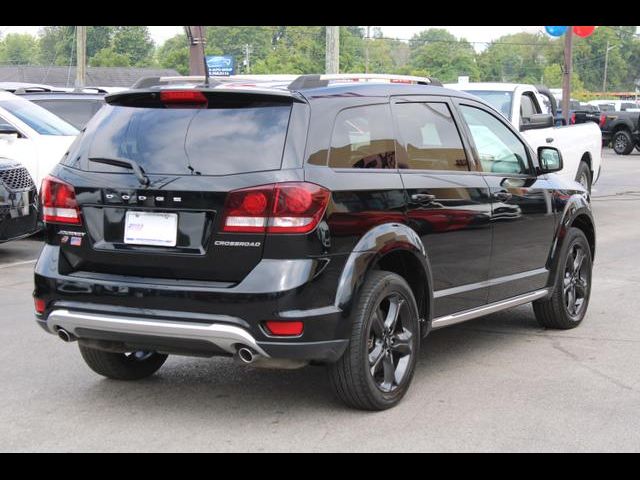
left=0, top=97, right=78, bottom=136
left=393, top=102, right=468, bottom=171
left=329, top=104, right=396, bottom=169
left=460, top=105, right=530, bottom=175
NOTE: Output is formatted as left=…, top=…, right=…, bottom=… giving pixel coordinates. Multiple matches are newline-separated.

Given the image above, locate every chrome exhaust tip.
left=57, top=328, right=75, bottom=343
left=237, top=347, right=256, bottom=364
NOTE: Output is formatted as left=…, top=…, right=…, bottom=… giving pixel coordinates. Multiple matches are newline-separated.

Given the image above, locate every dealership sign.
left=206, top=55, right=235, bottom=76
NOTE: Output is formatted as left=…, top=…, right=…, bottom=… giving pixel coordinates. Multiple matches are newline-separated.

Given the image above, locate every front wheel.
left=533, top=228, right=592, bottom=329
left=613, top=130, right=634, bottom=155
left=328, top=271, right=421, bottom=411
left=79, top=344, right=168, bottom=380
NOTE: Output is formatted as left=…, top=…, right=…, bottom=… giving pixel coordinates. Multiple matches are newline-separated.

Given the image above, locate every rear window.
left=0, top=97, right=78, bottom=136
left=85, top=102, right=292, bottom=176
left=32, top=99, right=102, bottom=130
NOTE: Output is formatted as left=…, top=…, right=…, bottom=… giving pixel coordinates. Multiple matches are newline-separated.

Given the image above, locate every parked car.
left=14, top=88, right=106, bottom=130
left=600, top=110, right=640, bottom=154
left=0, top=158, right=39, bottom=243
left=0, top=90, right=78, bottom=191
left=0, top=82, right=60, bottom=93
left=445, top=82, right=602, bottom=192
left=33, top=74, right=595, bottom=411
left=588, top=99, right=638, bottom=112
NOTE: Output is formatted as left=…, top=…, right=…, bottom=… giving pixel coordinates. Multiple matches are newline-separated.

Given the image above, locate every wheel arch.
left=334, top=223, right=434, bottom=334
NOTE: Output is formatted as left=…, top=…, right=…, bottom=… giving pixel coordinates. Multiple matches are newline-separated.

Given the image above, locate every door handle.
left=546, top=137, right=554, bottom=143
left=492, top=191, right=512, bottom=202
left=410, top=193, right=436, bottom=204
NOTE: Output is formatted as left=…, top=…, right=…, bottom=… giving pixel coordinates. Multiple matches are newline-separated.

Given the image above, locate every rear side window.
left=33, top=99, right=102, bottom=129
left=0, top=97, right=78, bottom=136
left=329, top=104, right=396, bottom=169
left=393, top=102, right=468, bottom=171
left=86, top=102, right=292, bottom=176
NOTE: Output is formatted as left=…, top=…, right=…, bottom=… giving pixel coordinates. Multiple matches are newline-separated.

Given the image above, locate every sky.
left=0, top=26, right=546, bottom=49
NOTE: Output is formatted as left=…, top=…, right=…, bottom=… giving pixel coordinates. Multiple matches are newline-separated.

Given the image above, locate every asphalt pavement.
left=1, top=148, right=639, bottom=452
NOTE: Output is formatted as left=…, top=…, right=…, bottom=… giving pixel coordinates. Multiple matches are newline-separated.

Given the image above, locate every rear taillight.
left=41, top=175, right=81, bottom=225
left=34, top=298, right=46, bottom=315
left=570, top=113, right=576, bottom=124
left=599, top=114, right=607, bottom=128
left=221, top=182, right=330, bottom=234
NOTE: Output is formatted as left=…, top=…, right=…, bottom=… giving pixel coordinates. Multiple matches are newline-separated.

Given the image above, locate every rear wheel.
left=533, top=228, right=592, bottom=329
left=78, top=344, right=168, bottom=380
left=328, top=271, right=420, bottom=411
left=613, top=130, right=634, bottom=155
left=575, top=161, right=591, bottom=192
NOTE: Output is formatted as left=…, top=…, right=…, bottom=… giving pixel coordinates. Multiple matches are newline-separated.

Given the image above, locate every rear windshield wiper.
left=89, top=157, right=150, bottom=186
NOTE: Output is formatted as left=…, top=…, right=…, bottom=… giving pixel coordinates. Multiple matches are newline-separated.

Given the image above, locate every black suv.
left=33, top=74, right=595, bottom=410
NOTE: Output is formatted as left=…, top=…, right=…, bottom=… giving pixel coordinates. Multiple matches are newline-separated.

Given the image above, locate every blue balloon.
left=545, top=26, right=568, bottom=37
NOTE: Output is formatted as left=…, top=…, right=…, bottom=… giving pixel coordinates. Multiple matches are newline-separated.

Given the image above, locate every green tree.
left=38, top=26, right=115, bottom=66
left=157, top=33, right=189, bottom=74
left=477, top=32, right=554, bottom=84
left=408, top=29, right=480, bottom=82
left=112, top=26, right=154, bottom=66
left=90, top=47, right=131, bottom=67
left=0, top=33, right=38, bottom=65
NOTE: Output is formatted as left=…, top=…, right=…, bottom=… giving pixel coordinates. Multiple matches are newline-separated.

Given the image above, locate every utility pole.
left=75, top=26, right=86, bottom=89
left=186, top=26, right=206, bottom=76
left=561, top=28, right=573, bottom=126
left=244, top=44, right=251, bottom=73
left=326, top=26, right=339, bottom=74
left=603, top=40, right=611, bottom=93
left=365, top=26, right=370, bottom=74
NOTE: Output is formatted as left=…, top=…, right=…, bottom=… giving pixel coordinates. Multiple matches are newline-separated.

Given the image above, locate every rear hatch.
left=53, top=88, right=298, bottom=283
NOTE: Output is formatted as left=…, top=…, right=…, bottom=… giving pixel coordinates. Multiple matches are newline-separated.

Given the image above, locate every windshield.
left=464, top=90, right=513, bottom=120
left=86, top=102, right=292, bottom=176
left=0, top=97, right=78, bottom=136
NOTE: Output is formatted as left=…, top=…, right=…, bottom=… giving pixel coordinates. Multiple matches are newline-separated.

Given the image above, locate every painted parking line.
left=0, top=259, right=37, bottom=269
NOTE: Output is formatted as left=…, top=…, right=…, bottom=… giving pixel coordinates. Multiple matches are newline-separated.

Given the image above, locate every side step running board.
left=431, top=289, right=550, bottom=330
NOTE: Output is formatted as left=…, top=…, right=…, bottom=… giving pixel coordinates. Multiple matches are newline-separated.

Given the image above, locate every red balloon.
left=573, top=26, right=596, bottom=37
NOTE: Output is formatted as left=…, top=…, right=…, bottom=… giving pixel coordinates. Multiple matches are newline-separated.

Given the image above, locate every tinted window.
left=460, top=105, right=530, bottom=175
left=0, top=97, right=78, bottom=136
left=520, top=94, right=537, bottom=118
left=464, top=90, right=513, bottom=120
left=622, top=103, right=635, bottom=111
left=393, top=102, right=468, bottom=171
left=33, top=99, right=102, bottom=129
left=87, top=103, right=292, bottom=176
left=329, top=104, right=395, bottom=169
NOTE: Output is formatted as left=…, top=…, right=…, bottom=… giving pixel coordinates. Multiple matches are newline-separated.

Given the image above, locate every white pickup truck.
left=445, top=82, right=602, bottom=192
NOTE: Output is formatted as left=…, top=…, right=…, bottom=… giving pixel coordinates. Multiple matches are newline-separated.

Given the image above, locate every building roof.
left=0, top=66, right=181, bottom=88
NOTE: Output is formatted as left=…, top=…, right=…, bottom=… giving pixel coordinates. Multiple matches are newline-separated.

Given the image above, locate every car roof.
left=18, top=92, right=106, bottom=101
left=0, top=81, right=60, bottom=93
left=444, top=82, right=536, bottom=92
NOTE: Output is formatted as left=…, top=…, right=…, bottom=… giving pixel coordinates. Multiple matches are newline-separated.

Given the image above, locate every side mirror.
left=520, top=113, right=554, bottom=131
left=538, top=146, right=563, bottom=173
left=0, top=123, right=20, bottom=137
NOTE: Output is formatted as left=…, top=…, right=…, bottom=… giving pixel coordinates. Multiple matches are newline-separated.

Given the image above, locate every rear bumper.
left=34, top=244, right=351, bottom=362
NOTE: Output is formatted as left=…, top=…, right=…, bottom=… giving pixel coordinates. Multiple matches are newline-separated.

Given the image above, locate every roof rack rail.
left=287, top=73, right=443, bottom=90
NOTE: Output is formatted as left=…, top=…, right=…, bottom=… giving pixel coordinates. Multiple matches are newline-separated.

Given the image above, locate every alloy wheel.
left=563, top=244, right=589, bottom=319
left=367, top=293, right=415, bottom=393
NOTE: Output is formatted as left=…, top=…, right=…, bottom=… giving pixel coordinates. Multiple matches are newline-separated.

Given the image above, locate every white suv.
left=0, top=90, right=78, bottom=190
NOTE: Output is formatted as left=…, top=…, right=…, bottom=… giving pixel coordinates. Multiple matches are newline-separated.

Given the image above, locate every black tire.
left=575, top=161, right=592, bottom=192
left=613, top=130, right=634, bottom=155
left=533, top=228, right=592, bottom=329
left=328, top=270, right=421, bottom=411
left=635, top=145, right=640, bottom=153
left=78, top=344, right=168, bottom=380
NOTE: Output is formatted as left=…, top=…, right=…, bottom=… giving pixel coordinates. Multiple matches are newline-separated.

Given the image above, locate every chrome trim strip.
left=46, top=309, right=269, bottom=357
left=434, top=268, right=549, bottom=299
left=431, top=289, right=549, bottom=329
